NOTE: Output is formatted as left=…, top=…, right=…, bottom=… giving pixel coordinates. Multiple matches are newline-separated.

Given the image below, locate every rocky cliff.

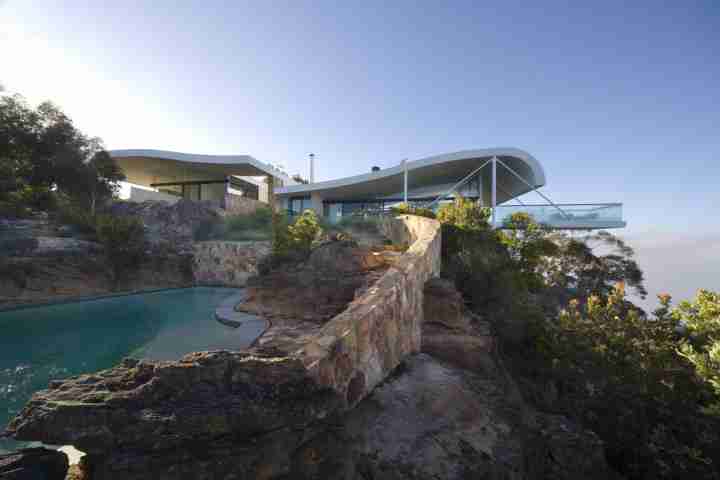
left=5, top=278, right=620, bottom=480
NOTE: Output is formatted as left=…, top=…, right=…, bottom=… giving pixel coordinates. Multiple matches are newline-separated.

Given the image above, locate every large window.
left=289, top=196, right=311, bottom=216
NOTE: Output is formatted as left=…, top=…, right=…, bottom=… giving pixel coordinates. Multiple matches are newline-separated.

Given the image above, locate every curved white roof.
left=276, top=148, right=546, bottom=204
left=109, top=149, right=294, bottom=184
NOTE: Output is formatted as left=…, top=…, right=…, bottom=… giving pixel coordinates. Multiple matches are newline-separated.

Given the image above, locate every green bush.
left=436, top=196, right=490, bottom=230
left=194, top=207, right=274, bottom=242
left=533, top=286, right=720, bottom=479
left=262, top=209, right=324, bottom=274
left=56, top=203, right=98, bottom=235
left=95, top=214, right=145, bottom=287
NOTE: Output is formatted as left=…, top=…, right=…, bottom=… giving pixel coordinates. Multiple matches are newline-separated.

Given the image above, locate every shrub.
left=95, top=214, right=145, bottom=287
left=533, top=286, right=720, bottom=479
left=436, top=196, right=490, bottom=231
left=675, top=290, right=720, bottom=415
left=56, top=204, right=97, bottom=235
left=194, top=207, right=274, bottom=242
left=287, top=209, right=322, bottom=252
left=262, top=209, right=323, bottom=274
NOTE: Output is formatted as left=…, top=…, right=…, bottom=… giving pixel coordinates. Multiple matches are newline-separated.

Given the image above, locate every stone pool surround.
left=6, top=215, right=441, bottom=476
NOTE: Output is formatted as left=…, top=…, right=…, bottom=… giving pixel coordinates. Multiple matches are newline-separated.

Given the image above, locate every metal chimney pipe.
left=309, top=153, right=315, bottom=184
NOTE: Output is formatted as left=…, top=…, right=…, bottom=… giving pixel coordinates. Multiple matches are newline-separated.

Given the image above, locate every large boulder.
left=0, top=447, right=68, bottom=480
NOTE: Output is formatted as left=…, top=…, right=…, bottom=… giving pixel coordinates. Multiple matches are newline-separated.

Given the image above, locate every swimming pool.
left=0, top=287, right=266, bottom=454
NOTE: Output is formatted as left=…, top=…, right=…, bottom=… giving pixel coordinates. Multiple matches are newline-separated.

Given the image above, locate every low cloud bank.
left=622, top=231, right=720, bottom=312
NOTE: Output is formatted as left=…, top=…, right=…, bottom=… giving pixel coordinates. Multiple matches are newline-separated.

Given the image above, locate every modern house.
left=109, top=148, right=625, bottom=229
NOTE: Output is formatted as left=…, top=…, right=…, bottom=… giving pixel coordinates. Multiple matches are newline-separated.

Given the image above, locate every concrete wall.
left=300, top=214, right=441, bottom=407
left=129, top=186, right=181, bottom=204
left=192, top=241, right=271, bottom=287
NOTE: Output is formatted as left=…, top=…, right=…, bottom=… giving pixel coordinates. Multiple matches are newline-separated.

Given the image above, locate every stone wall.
left=300, top=214, right=441, bottom=407
left=192, top=240, right=271, bottom=287
left=222, top=193, right=266, bottom=215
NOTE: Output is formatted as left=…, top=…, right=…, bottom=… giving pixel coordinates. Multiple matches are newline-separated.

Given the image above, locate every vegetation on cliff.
left=434, top=197, right=720, bottom=479
left=0, top=92, right=124, bottom=217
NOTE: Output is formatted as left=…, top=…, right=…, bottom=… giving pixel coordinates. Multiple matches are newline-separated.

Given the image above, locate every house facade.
left=109, top=148, right=625, bottom=229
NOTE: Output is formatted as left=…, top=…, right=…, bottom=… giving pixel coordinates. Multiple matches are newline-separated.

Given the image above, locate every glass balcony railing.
left=494, top=203, right=625, bottom=229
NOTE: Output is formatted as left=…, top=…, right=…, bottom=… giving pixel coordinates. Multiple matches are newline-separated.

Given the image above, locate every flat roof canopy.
left=275, top=148, right=546, bottom=205
left=109, top=149, right=293, bottom=186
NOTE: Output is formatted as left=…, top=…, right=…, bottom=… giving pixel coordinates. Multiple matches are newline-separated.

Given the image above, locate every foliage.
left=56, top=203, right=98, bottom=235
left=94, top=214, right=146, bottom=287
left=262, top=209, right=323, bottom=274
left=436, top=196, right=490, bottom=231
left=496, top=213, right=560, bottom=292
left=0, top=91, right=125, bottom=216
left=194, top=207, right=273, bottom=242
left=675, top=290, right=720, bottom=415
left=533, top=286, right=720, bottom=479
left=390, top=202, right=436, bottom=219
left=287, top=209, right=322, bottom=252
left=539, top=230, right=647, bottom=311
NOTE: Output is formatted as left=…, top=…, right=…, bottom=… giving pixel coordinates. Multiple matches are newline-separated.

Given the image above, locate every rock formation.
left=0, top=447, right=68, bottom=480
left=5, top=279, right=620, bottom=479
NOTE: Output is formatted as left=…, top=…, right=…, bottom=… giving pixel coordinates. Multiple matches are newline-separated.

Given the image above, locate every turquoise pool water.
left=0, top=287, right=266, bottom=454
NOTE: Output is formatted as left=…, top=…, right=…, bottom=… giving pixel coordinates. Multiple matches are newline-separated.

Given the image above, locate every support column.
left=267, top=176, right=275, bottom=211
left=402, top=159, right=408, bottom=203
left=310, top=191, right=323, bottom=216
left=491, top=156, right=497, bottom=227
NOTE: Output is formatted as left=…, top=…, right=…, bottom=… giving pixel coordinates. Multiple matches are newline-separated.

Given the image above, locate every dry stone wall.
left=192, top=240, right=271, bottom=287
left=300, top=215, right=441, bottom=406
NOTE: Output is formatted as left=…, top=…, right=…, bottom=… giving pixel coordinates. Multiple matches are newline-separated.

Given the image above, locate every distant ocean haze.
left=622, top=231, right=720, bottom=313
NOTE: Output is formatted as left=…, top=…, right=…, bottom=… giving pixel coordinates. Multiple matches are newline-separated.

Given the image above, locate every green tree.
left=95, top=214, right=146, bottom=288
left=0, top=91, right=124, bottom=214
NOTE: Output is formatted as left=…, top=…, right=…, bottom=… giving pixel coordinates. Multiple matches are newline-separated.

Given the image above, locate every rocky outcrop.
left=5, top=215, right=442, bottom=479
left=4, top=215, right=619, bottom=479
left=0, top=201, right=220, bottom=307
left=0, top=447, right=68, bottom=480
left=107, top=199, right=222, bottom=252
left=192, top=240, right=271, bottom=287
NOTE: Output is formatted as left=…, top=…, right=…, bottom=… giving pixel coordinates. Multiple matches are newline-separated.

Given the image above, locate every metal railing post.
left=491, top=156, right=497, bottom=227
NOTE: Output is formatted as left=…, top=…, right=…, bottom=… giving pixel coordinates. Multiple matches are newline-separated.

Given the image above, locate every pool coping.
left=215, top=290, right=257, bottom=328
left=0, top=285, right=240, bottom=313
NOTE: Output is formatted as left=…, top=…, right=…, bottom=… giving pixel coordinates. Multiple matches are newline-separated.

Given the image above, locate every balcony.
left=494, top=203, right=625, bottom=230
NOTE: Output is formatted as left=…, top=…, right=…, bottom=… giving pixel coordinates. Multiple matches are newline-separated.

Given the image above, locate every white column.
left=310, top=191, right=323, bottom=216
left=403, top=159, right=408, bottom=203
left=491, top=156, right=497, bottom=227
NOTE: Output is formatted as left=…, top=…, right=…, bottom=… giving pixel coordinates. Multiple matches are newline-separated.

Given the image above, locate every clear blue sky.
left=1, top=0, right=719, bottom=240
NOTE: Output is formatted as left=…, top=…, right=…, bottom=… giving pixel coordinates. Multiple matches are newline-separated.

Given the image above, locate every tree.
left=291, top=174, right=309, bottom=184
left=0, top=91, right=124, bottom=214
left=95, top=214, right=146, bottom=288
